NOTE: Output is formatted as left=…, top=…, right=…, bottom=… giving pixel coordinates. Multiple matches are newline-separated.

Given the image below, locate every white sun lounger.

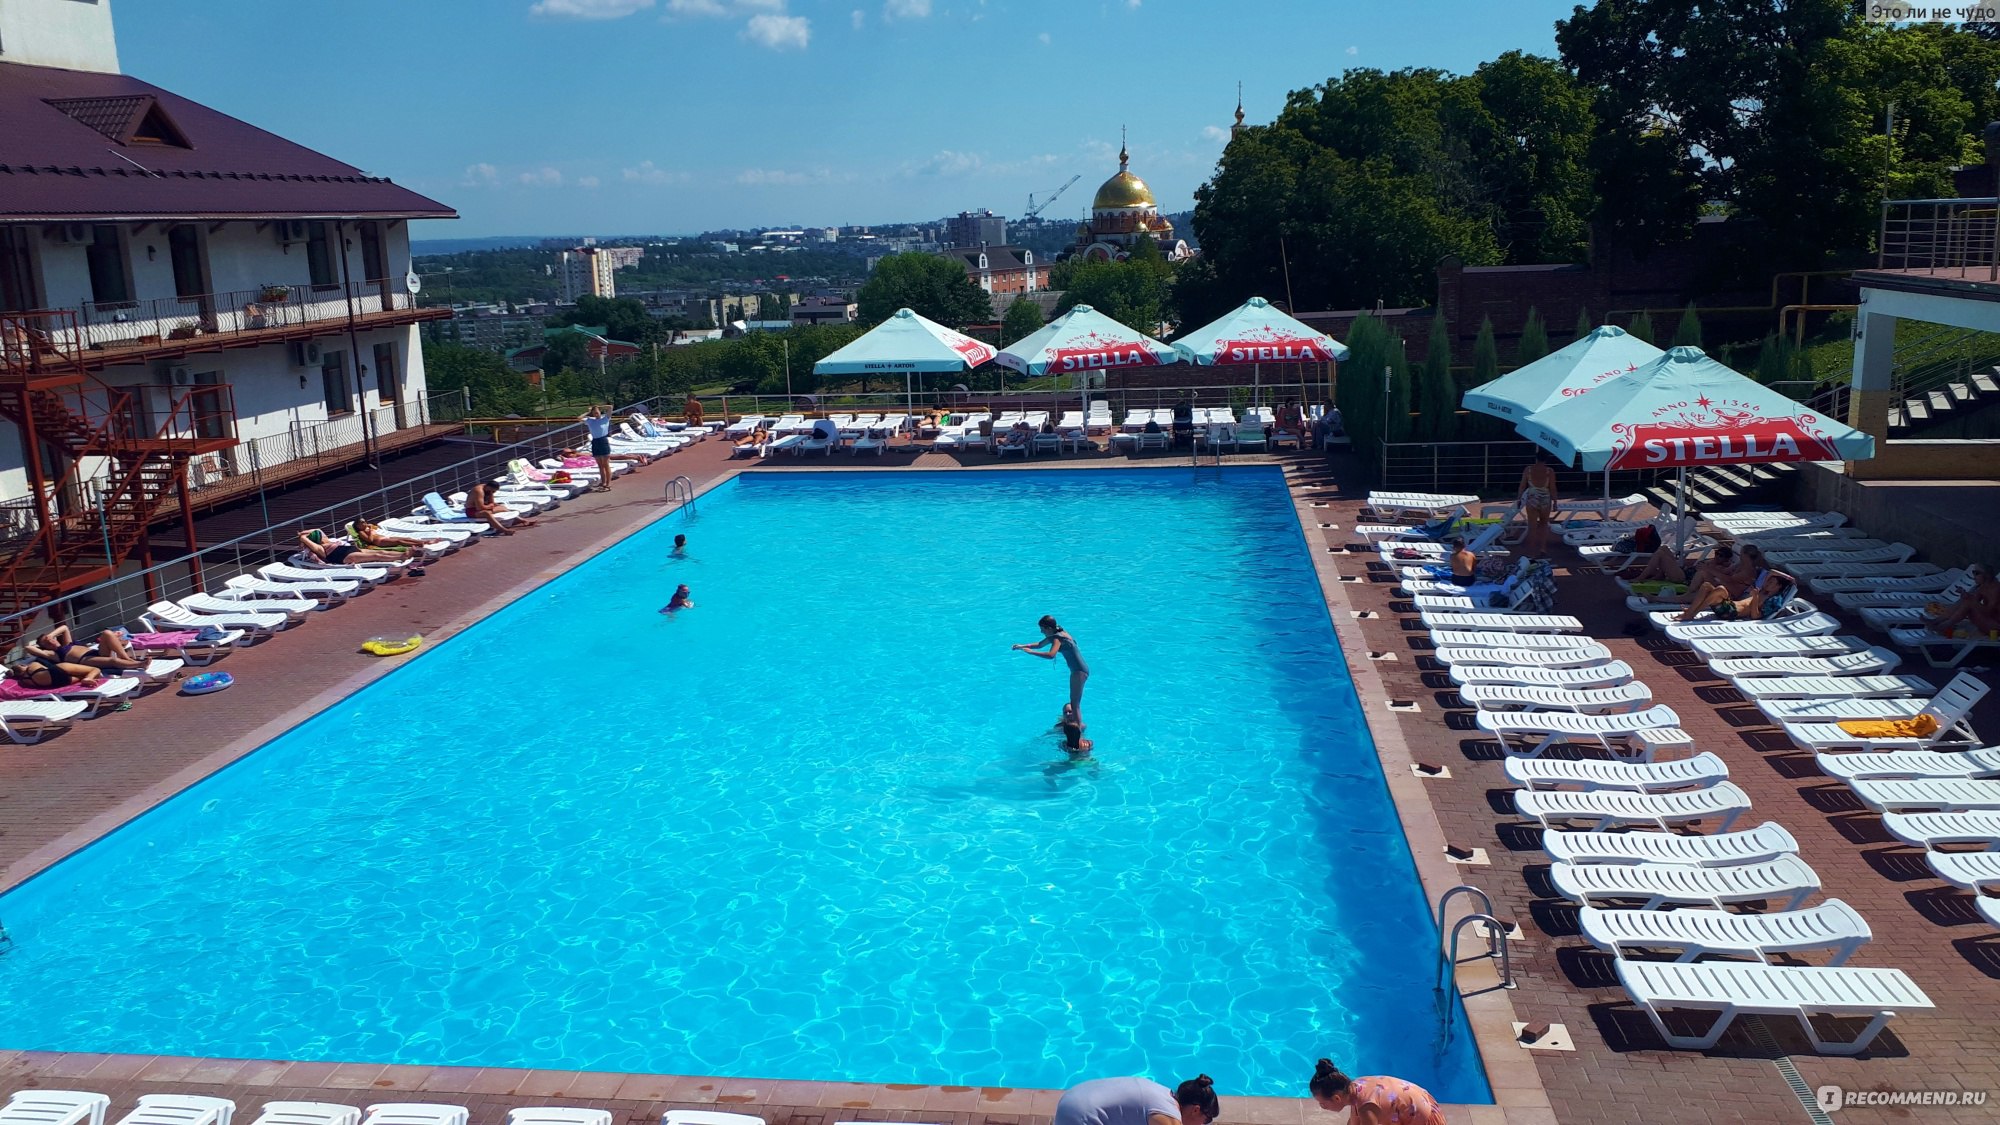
left=1616, top=960, right=1929, bottom=1055
left=1816, top=747, right=2000, bottom=782
left=1658, top=611, right=1841, bottom=643
left=1732, top=674, right=1932, bottom=700
left=1429, top=629, right=1593, bottom=650
left=1731, top=525, right=1870, bottom=544
left=1710, top=647, right=1902, bottom=679
left=249, top=1104, right=359, bottom=1125
left=1707, top=510, right=1846, bottom=531
left=1550, top=855, right=1819, bottom=909
left=1461, top=682, right=1654, bottom=714
left=0, top=1093, right=111, bottom=1125
left=255, top=564, right=376, bottom=592
left=282, top=554, right=407, bottom=582
left=1881, top=810, right=2000, bottom=849
left=661, top=1114, right=767, bottom=1125
left=724, top=414, right=767, bottom=435
left=1689, top=633, right=1867, bottom=660
left=15, top=673, right=140, bottom=715
left=1505, top=752, right=1728, bottom=793
left=121, top=656, right=186, bottom=684
left=1516, top=782, right=1751, bottom=832
left=1858, top=605, right=1950, bottom=631
left=1433, top=644, right=1614, bottom=670
left=223, top=574, right=357, bottom=605
left=1450, top=659, right=1634, bottom=688
left=144, top=599, right=289, bottom=635
left=360, top=1108, right=468, bottom=1125
left=1781, top=673, right=1987, bottom=751
left=1542, top=821, right=1798, bottom=867
left=1581, top=899, right=1871, bottom=965
left=506, top=1111, right=612, bottom=1125
left=115, top=1098, right=236, bottom=1125
left=1811, top=569, right=1963, bottom=596
left=374, top=519, right=477, bottom=545
left=1850, top=777, right=2000, bottom=813
left=1928, top=850, right=2000, bottom=892
left=1791, top=560, right=1940, bottom=583
left=1756, top=695, right=1933, bottom=724
left=181, top=590, right=316, bottom=623
left=1478, top=704, right=1686, bottom=758
left=1833, top=571, right=1972, bottom=609
left=1764, top=542, right=1914, bottom=566
left=1419, top=611, right=1583, bottom=634
left=1889, top=625, right=2000, bottom=670
left=1366, top=491, right=1476, bottom=519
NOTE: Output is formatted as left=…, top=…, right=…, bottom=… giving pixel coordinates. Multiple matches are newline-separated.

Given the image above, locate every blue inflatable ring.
left=181, top=671, right=233, bottom=695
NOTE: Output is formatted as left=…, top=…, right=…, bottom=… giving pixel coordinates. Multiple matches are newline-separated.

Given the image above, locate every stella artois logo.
left=1050, top=328, right=1165, bottom=372
left=1606, top=395, right=1842, bottom=469
left=947, top=333, right=995, bottom=366
left=1559, top=362, right=1641, bottom=397
left=1214, top=324, right=1338, bottom=364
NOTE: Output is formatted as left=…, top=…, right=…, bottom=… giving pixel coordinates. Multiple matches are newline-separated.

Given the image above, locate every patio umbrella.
left=813, top=307, right=997, bottom=417
left=995, top=304, right=1179, bottom=419
left=1172, top=296, right=1350, bottom=411
left=1520, top=345, right=1875, bottom=545
left=1463, top=325, right=1666, bottom=503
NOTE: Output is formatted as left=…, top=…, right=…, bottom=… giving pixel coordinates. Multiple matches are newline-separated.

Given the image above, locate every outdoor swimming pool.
left=0, top=468, right=1488, bottom=1101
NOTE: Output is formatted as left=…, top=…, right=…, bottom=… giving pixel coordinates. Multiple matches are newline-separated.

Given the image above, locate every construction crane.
left=1025, top=175, right=1081, bottom=219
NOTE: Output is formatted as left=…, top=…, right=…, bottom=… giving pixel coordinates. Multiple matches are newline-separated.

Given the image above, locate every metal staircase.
left=0, top=310, right=237, bottom=626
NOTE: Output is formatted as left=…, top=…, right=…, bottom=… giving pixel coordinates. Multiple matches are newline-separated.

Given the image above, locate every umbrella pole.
left=1675, top=466, right=1689, bottom=554
left=1254, top=362, right=1261, bottom=409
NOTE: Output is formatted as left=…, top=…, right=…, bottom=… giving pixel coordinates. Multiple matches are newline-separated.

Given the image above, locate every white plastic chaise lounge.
left=1883, top=810, right=2000, bottom=851
left=1459, top=682, right=1654, bottom=714
left=255, top=563, right=378, bottom=591
left=223, top=574, right=357, bottom=606
left=15, top=673, right=141, bottom=714
left=373, top=519, right=477, bottom=546
left=1709, top=647, right=1902, bottom=680
left=1379, top=520, right=1509, bottom=561
left=1763, top=542, right=1915, bottom=567
left=1754, top=694, right=1941, bottom=725
left=181, top=590, right=316, bottom=624
left=1477, top=704, right=1687, bottom=759
left=359, top=1109, right=466, bottom=1125
left=1927, top=850, right=2000, bottom=894
left=1848, top=778, right=2000, bottom=814
left=1581, top=899, right=1872, bottom=965
left=1433, top=642, right=1615, bottom=670
left=420, top=492, right=519, bottom=528
left=1790, top=560, right=1941, bottom=584
left=506, top=1111, right=612, bottom=1125
left=1450, top=659, right=1635, bottom=689
left=1707, top=510, right=1847, bottom=532
left=1688, top=632, right=1869, bottom=661
left=1616, top=960, right=1930, bottom=1055
left=1654, top=610, right=1840, bottom=643
left=120, top=655, right=186, bottom=686
left=0, top=700, right=93, bottom=743
left=1732, top=674, right=1932, bottom=700
left=1550, top=855, right=1820, bottom=909
left=1429, top=629, right=1600, bottom=650
left=1858, top=604, right=1958, bottom=631
left=661, top=1113, right=767, bottom=1125
left=144, top=599, right=290, bottom=636
left=1418, top=610, right=1584, bottom=634
left=1888, top=625, right=2000, bottom=670
left=1812, top=569, right=1962, bottom=596
left=1505, top=752, right=1728, bottom=794
left=1781, top=673, right=1986, bottom=751
left=1815, top=747, right=2000, bottom=783
left=724, top=414, right=768, bottom=435
left=1515, top=782, right=1752, bottom=832
left=271, top=558, right=402, bottom=586
left=1730, top=525, right=1869, bottom=545
left=1833, top=571, right=1972, bottom=610
left=0, top=1093, right=111, bottom=1125
left=1365, top=492, right=1476, bottom=520
left=113, top=1098, right=236, bottom=1125
left=1542, top=821, right=1798, bottom=867
left=248, top=1105, right=358, bottom=1125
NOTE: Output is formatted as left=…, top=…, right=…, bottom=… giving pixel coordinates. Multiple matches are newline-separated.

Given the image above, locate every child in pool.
left=659, top=584, right=695, bottom=613
left=1059, top=704, right=1092, bottom=758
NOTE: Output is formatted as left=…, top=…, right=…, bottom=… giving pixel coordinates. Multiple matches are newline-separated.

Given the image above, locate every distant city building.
left=599, top=246, right=644, bottom=270
left=943, top=245, right=1047, bottom=297
left=946, top=209, right=1007, bottom=249
left=709, top=241, right=739, bottom=253
left=540, top=236, right=595, bottom=249
left=790, top=296, right=856, bottom=326
left=558, top=247, right=616, bottom=301
left=815, top=227, right=839, bottom=243
left=506, top=323, right=638, bottom=372
left=428, top=306, right=545, bottom=352
left=1064, top=141, right=1192, bottom=263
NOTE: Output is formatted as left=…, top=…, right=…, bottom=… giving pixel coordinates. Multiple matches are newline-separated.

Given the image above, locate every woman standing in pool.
left=1014, top=615, right=1087, bottom=721
left=1308, top=1059, right=1443, bottom=1125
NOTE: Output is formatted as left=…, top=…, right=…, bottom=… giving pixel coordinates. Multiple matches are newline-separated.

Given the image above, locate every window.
left=320, top=352, right=351, bottom=415
left=85, top=224, right=130, bottom=304
left=305, top=222, right=337, bottom=287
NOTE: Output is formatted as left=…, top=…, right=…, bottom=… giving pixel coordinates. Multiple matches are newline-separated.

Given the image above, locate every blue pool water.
left=0, top=468, right=1488, bottom=1101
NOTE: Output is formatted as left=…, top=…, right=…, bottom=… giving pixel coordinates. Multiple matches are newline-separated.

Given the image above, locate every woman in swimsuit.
left=1308, top=1059, right=1443, bottom=1125
left=29, top=625, right=143, bottom=671
left=8, top=655, right=103, bottom=690
left=352, top=518, right=443, bottom=557
left=297, top=530, right=406, bottom=566
left=1515, top=453, right=1558, bottom=559
left=1014, top=615, right=1088, bottom=721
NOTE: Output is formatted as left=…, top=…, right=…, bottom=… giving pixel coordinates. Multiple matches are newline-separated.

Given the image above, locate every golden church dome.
left=1091, top=140, right=1156, bottom=210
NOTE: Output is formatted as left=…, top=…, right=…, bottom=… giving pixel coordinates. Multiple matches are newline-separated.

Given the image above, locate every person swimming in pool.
left=1014, top=614, right=1088, bottom=721
left=671, top=534, right=688, bottom=558
left=659, top=583, right=695, bottom=613
left=1059, top=703, right=1093, bottom=758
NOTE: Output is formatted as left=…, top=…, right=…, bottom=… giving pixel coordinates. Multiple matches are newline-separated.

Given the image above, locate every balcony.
left=14, top=278, right=451, bottom=373
left=1861, top=197, right=2000, bottom=300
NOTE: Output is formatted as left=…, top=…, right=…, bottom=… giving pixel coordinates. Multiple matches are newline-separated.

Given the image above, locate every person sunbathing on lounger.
left=9, top=655, right=103, bottom=689
left=297, top=529, right=408, bottom=565
left=734, top=426, right=770, bottom=449
left=465, top=483, right=535, bottom=536
left=29, top=624, right=143, bottom=671
left=351, top=518, right=440, bottom=556
left=1635, top=544, right=1756, bottom=603
left=1677, top=570, right=1796, bottom=623
left=1929, top=563, right=2000, bottom=636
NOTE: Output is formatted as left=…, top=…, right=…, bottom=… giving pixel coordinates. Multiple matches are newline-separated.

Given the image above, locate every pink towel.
left=0, top=677, right=90, bottom=700
left=560, top=456, right=595, bottom=468
left=129, top=631, right=199, bottom=647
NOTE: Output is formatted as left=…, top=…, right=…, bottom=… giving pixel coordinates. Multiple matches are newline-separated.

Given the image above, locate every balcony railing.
left=1877, top=197, right=2000, bottom=276
left=31, top=277, right=424, bottom=360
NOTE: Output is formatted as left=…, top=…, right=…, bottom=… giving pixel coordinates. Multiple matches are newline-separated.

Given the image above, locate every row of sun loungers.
left=1397, top=551, right=1936, bottom=1055
left=0, top=1093, right=782, bottom=1125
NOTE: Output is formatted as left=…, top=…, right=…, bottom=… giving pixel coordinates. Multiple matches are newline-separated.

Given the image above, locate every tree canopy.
left=855, top=252, right=994, bottom=328
left=1002, top=296, right=1044, bottom=345
left=1053, top=240, right=1175, bottom=331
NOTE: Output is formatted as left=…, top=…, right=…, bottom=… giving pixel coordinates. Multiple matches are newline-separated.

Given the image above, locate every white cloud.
left=1345, top=45, right=1358, bottom=55
left=737, top=167, right=814, bottom=185
left=460, top=162, right=499, bottom=187
left=667, top=0, right=783, bottom=16
left=882, top=0, right=930, bottom=19
left=1126, top=0, right=1141, bottom=7
left=517, top=166, right=564, bottom=186
left=530, top=0, right=654, bottom=18
left=1037, top=31, right=1050, bottom=45
left=577, top=175, right=601, bottom=188
left=913, top=149, right=982, bottom=176
left=1201, top=125, right=1230, bottom=142
left=744, top=11, right=809, bottom=48
left=622, top=160, right=688, bottom=185
left=851, top=8, right=864, bottom=27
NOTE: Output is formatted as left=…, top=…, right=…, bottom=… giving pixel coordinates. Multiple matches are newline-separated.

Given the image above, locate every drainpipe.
left=336, top=219, right=376, bottom=466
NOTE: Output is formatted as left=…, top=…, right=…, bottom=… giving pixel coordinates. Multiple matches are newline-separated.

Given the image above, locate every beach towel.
left=0, top=677, right=91, bottom=700
left=1629, top=581, right=1687, bottom=597
left=129, top=630, right=200, bottom=647
left=1837, top=714, right=1939, bottom=738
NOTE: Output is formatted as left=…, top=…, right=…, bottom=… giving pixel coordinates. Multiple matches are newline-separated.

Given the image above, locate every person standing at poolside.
left=1308, top=1059, right=1443, bottom=1125
left=1054, top=1076, right=1220, bottom=1125
left=1014, top=614, right=1088, bottom=721
left=582, top=404, right=615, bottom=493
left=684, top=393, right=704, bottom=427
left=1515, top=452, right=1558, bottom=559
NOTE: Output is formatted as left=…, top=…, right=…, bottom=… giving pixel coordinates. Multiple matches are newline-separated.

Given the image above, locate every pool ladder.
left=1435, top=883, right=1514, bottom=996
left=663, top=475, right=697, bottom=513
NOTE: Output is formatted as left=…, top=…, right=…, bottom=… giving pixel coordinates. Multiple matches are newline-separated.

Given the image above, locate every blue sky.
left=116, top=0, right=1580, bottom=238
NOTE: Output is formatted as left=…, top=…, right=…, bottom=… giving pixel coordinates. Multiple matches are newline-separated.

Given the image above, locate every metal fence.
left=1380, top=439, right=1683, bottom=500
left=1878, top=197, right=2000, bottom=276
left=0, top=394, right=680, bottom=652
left=187, top=388, right=468, bottom=496
left=67, top=278, right=421, bottom=353
left=694, top=381, right=1332, bottom=424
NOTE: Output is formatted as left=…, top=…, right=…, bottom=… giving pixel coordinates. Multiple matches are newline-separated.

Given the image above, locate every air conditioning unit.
left=46, top=223, right=90, bottom=244
left=168, top=365, right=192, bottom=385
left=290, top=340, right=324, bottom=367
left=275, top=220, right=310, bottom=244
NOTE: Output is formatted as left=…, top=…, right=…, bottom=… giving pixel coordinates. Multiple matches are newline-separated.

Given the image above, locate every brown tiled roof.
left=0, top=62, right=454, bottom=221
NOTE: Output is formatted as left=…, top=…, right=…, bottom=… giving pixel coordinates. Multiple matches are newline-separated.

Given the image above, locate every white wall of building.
left=0, top=0, right=120, bottom=74
left=27, top=218, right=415, bottom=311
